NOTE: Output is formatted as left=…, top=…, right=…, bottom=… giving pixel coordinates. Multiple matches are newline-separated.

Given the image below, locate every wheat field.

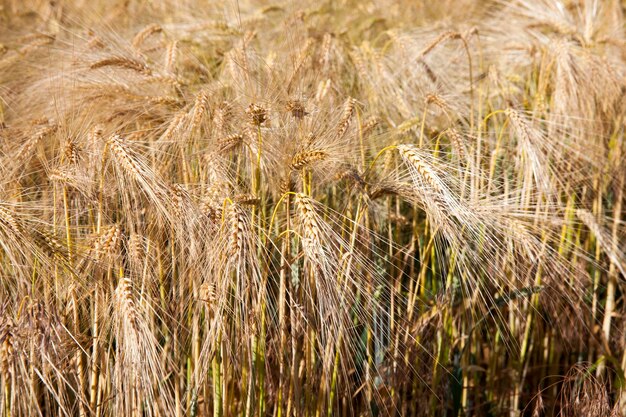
left=0, top=0, right=625, bottom=416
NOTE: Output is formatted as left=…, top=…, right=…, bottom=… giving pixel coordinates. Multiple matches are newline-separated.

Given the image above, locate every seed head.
left=246, top=103, right=268, bottom=126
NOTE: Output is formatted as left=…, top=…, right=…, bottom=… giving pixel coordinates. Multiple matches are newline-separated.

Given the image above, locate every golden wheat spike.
left=291, top=150, right=328, bottom=171
left=132, top=24, right=162, bottom=49
left=90, top=56, right=152, bottom=75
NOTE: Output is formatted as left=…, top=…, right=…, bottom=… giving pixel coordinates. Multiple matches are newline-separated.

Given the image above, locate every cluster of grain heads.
left=0, top=0, right=625, bottom=416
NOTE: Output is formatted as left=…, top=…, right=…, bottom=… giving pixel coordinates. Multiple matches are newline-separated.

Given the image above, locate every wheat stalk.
left=336, top=97, right=356, bottom=139
left=90, top=56, right=152, bottom=75
left=190, top=89, right=210, bottom=133
left=107, top=135, right=144, bottom=180
left=290, top=150, right=328, bottom=171
left=132, top=24, right=162, bottom=49
left=397, top=144, right=444, bottom=193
